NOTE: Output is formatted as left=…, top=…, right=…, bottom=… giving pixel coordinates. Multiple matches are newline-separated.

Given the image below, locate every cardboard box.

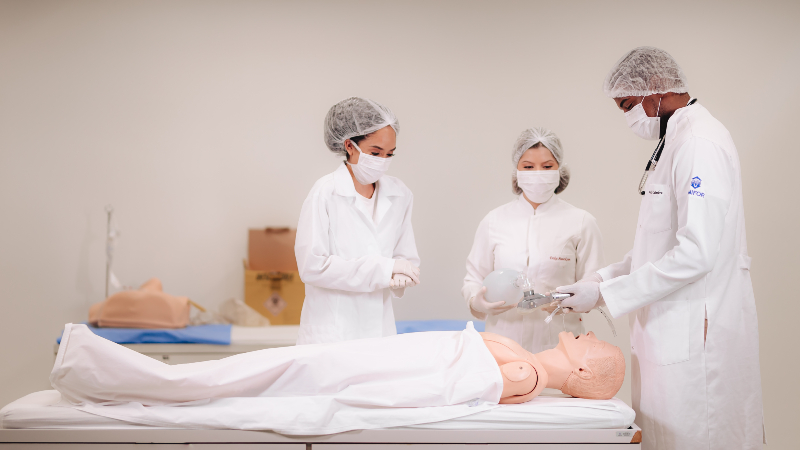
left=244, top=228, right=305, bottom=325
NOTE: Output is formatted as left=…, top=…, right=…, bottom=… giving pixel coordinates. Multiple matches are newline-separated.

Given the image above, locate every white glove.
left=470, top=286, right=516, bottom=316
left=541, top=301, right=566, bottom=315
left=392, top=259, right=420, bottom=285
left=580, top=272, right=603, bottom=284
left=390, top=273, right=417, bottom=289
left=557, top=282, right=602, bottom=313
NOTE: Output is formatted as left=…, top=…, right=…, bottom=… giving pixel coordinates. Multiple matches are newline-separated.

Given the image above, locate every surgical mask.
left=348, top=142, right=392, bottom=185
left=625, top=97, right=661, bottom=140
left=516, top=170, right=560, bottom=203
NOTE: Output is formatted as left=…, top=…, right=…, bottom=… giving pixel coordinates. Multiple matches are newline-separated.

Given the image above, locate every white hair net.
left=324, top=97, right=399, bottom=156
left=603, top=46, right=688, bottom=98
left=511, top=127, right=570, bottom=195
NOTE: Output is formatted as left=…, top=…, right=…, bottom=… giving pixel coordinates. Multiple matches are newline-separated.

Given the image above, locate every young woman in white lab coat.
left=462, top=127, right=604, bottom=353
left=295, top=97, right=420, bottom=345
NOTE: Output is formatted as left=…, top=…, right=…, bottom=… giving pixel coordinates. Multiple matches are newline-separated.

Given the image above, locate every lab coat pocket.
left=641, top=297, right=690, bottom=366
left=643, top=184, right=672, bottom=233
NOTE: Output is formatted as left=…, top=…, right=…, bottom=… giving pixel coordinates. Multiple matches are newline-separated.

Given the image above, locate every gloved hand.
left=557, top=282, right=602, bottom=313
left=390, top=273, right=417, bottom=289
left=580, top=272, right=604, bottom=284
left=541, top=301, right=566, bottom=315
left=470, top=287, right=516, bottom=316
left=392, top=259, right=420, bottom=285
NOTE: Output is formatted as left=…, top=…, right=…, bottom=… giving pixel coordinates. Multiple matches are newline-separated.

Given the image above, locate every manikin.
left=88, top=278, right=199, bottom=329
left=52, top=323, right=624, bottom=408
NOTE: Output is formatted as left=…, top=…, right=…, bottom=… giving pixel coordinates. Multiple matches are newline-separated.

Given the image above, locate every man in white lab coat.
left=557, top=47, right=764, bottom=449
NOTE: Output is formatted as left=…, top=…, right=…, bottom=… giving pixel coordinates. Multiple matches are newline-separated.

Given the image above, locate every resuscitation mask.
left=625, top=97, right=661, bottom=140
left=516, top=170, right=560, bottom=203
left=348, top=142, right=392, bottom=185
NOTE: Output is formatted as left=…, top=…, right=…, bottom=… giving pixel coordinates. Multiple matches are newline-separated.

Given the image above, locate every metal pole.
left=105, top=205, right=113, bottom=299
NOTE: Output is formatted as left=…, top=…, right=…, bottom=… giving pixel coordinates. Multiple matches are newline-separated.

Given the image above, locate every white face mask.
left=625, top=97, right=661, bottom=140
left=348, top=142, right=392, bottom=185
left=516, top=170, right=560, bottom=203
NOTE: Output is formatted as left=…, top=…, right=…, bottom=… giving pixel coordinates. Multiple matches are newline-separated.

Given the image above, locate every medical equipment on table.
left=89, top=278, right=205, bottom=329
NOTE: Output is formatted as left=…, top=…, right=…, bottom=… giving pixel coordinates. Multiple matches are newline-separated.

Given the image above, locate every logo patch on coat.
left=691, top=176, right=702, bottom=189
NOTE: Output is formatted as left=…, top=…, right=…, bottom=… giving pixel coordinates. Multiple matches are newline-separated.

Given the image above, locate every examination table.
left=6, top=322, right=641, bottom=448
left=1, top=390, right=640, bottom=449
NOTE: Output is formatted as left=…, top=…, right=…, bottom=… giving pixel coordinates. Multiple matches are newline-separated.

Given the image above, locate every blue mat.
left=57, top=324, right=232, bottom=345
left=395, top=320, right=485, bottom=334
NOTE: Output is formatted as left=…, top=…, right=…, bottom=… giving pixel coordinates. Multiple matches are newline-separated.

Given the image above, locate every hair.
left=560, top=344, right=625, bottom=400
left=511, top=143, right=571, bottom=196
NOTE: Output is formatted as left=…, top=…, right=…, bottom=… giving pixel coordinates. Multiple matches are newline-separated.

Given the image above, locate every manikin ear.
left=575, top=366, right=594, bottom=380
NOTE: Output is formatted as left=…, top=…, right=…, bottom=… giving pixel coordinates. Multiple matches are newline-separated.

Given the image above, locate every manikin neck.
left=535, top=348, right=572, bottom=390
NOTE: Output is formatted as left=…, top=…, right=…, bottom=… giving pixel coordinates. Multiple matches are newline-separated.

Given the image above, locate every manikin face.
left=555, top=331, right=625, bottom=400
left=556, top=331, right=603, bottom=370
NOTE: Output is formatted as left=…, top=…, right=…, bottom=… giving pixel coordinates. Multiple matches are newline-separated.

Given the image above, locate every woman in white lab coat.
left=462, top=127, right=604, bottom=353
left=295, top=97, right=420, bottom=345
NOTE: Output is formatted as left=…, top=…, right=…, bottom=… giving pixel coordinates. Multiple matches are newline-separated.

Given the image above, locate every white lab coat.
left=51, top=323, right=501, bottom=435
left=463, top=195, right=605, bottom=353
left=295, top=162, right=419, bottom=345
left=598, top=103, right=764, bottom=449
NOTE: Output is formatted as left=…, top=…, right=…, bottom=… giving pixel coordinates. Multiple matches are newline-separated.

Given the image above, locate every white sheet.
left=50, top=322, right=503, bottom=435
left=1, top=390, right=636, bottom=431
left=230, top=325, right=298, bottom=346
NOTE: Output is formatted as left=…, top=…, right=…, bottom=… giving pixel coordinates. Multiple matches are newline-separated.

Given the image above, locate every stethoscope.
left=637, top=98, right=698, bottom=195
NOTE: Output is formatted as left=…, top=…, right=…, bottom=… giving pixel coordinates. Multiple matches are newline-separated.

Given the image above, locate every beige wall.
left=0, top=0, right=797, bottom=446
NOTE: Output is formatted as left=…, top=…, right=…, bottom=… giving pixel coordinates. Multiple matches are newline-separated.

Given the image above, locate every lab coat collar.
left=665, top=101, right=702, bottom=143
left=333, top=162, right=358, bottom=197
left=517, top=193, right=561, bottom=215
left=332, top=162, right=405, bottom=198
left=332, top=162, right=404, bottom=226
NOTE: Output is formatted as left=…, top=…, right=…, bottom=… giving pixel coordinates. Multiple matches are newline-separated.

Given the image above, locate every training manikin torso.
left=88, top=278, right=194, bottom=329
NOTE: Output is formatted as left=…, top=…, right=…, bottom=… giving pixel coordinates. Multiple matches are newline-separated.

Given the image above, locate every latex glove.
left=470, top=287, right=516, bottom=316
left=392, top=259, right=420, bottom=285
left=556, top=282, right=602, bottom=313
left=541, top=301, right=566, bottom=315
left=580, top=272, right=603, bottom=284
left=390, top=273, right=417, bottom=289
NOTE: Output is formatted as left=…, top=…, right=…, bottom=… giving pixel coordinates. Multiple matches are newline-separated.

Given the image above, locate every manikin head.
left=555, top=331, right=626, bottom=400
